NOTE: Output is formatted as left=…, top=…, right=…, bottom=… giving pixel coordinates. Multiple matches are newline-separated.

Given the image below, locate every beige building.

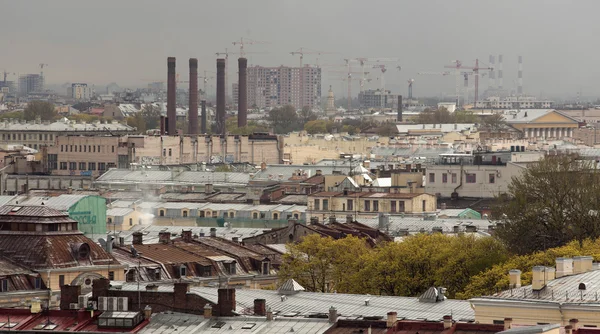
left=308, top=191, right=437, bottom=219
left=471, top=256, right=600, bottom=327
left=106, top=207, right=144, bottom=231
left=504, top=109, right=579, bottom=138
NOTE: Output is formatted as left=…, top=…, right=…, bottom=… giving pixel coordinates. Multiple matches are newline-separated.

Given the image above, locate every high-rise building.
left=246, top=65, right=321, bottom=110
left=69, top=83, right=92, bottom=100
left=19, top=74, right=44, bottom=95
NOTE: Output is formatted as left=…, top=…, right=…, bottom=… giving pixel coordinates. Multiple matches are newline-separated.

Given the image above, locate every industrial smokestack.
left=517, top=55, right=523, bottom=95
left=397, top=95, right=403, bottom=122
left=189, top=58, right=199, bottom=135
left=201, top=100, right=207, bottom=134
left=216, top=58, right=226, bottom=135
left=160, top=116, right=166, bottom=135
left=498, top=54, right=503, bottom=90
left=167, top=57, right=177, bottom=135
left=238, top=58, right=247, bottom=128
left=489, top=55, right=496, bottom=89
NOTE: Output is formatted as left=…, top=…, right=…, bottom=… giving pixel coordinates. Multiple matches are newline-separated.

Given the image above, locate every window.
left=79, top=145, right=82, bottom=152
left=225, top=261, right=236, bottom=275
left=373, top=200, right=379, bottom=212
left=422, top=200, right=427, bottom=212
left=129, top=218, right=133, bottom=226
left=391, top=201, right=397, bottom=213
left=451, top=173, right=457, bottom=183
left=111, top=146, right=115, bottom=153
left=466, top=173, right=477, bottom=183
left=97, top=145, right=100, bottom=152
left=93, top=146, right=96, bottom=152
left=83, top=145, right=86, bottom=152
left=60, top=162, right=67, bottom=170
left=429, top=173, right=435, bottom=183
left=180, top=265, right=187, bottom=277
left=489, top=173, right=495, bottom=184
left=0, top=279, right=7, bottom=292
left=98, top=162, right=106, bottom=171
left=61, top=145, right=64, bottom=152
left=107, top=218, right=113, bottom=224
left=314, top=199, right=320, bottom=210
left=88, top=145, right=91, bottom=152
left=69, top=162, right=76, bottom=170
left=252, top=212, right=258, bottom=219
left=88, top=162, right=96, bottom=170
left=154, top=269, right=161, bottom=280
left=262, top=261, right=270, bottom=275
left=273, top=213, right=279, bottom=220
left=442, top=173, right=448, bottom=183
left=69, top=145, right=73, bottom=152
left=183, top=210, right=188, bottom=217
left=364, top=200, right=371, bottom=212
left=59, top=275, right=65, bottom=287
left=168, top=148, right=172, bottom=156
left=398, top=201, right=405, bottom=212
left=34, top=277, right=42, bottom=289
left=159, top=210, right=165, bottom=217
left=79, top=162, right=86, bottom=170
left=322, top=199, right=329, bottom=211
left=44, top=134, right=48, bottom=140
left=108, top=271, right=115, bottom=280
left=17, top=133, right=21, bottom=141
left=347, top=199, right=353, bottom=211
left=163, top=149, right=166, bottom=157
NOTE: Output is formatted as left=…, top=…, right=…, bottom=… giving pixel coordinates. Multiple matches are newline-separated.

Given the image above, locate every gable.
left=532, top=111, right=578, bottom=124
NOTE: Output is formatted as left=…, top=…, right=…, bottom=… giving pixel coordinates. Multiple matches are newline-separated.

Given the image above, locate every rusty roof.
left=0, top=258, right=35, bottom=276
left=309, top=191, right=425, bottom=199
left=0, top=205, right=69, bottom=217
left=125, top=243, right=212, bottom=266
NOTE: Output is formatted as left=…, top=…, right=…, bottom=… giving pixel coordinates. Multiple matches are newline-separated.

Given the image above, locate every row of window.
left=1, top=133, right=54, bottom=141
left=0, top=277, right=43, bottom=291
left=429, top=172, right=496, bottom=184
left=157, top=209, right=299, bottom=221
left=61, top=144, right=115, bottom=153
left=313, top=199, right=416, bottom=213
left=58, top=162, right=115, bottom=171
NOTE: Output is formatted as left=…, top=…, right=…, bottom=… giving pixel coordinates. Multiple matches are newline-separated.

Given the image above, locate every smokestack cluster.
left=517, top=55, right=523, bottom=95
left=238, top=58, right=247, bottom=128
left=397, top=95, right=403, bottom=122
left=167, top=57, right=177, bottom=135
left=489, top=55, right=496, bottom=89
left=216, top=58, right=226, bottom=135
left=188, top=58, right=199, bottom=135
left=201, top=100, right=207, bottom=134
left=498, top=54, right=503, bottom=90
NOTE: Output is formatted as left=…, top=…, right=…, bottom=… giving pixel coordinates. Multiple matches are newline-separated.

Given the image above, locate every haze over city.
left=2, top=0, right=599, bottom=99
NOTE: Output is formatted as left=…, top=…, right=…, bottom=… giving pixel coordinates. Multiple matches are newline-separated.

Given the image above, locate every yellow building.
left=307, top=191, right=437, bottom=219
left=106, top=207, right=144, bottom=231
left=504, top=109, right=579, bottom=139
left=471, top=256, right=600, bottom=327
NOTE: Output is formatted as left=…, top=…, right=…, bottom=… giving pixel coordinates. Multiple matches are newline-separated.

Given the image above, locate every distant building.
left=475, top=96, right=553, bottom=109
left=69, top=83, right=92, bottom=100
left=247, top=65, right=321, bottom=109
left=18, top=74, right=44, bottom=95
left=325, top=85, right=336, bottom=116
left=358, top=89, right=398, bottom=109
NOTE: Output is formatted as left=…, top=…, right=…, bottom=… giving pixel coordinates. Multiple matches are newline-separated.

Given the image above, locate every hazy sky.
left=2, top=0, right=599, bottom=99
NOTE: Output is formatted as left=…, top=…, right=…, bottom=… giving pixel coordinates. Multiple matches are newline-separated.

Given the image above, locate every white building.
left=475, top=96, right=553, bottom=109
left=69, top=83, right=92, bottom=100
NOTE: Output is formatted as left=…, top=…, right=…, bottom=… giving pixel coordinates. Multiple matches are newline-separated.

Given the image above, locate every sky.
left=2, top=0, right=599, bottom=99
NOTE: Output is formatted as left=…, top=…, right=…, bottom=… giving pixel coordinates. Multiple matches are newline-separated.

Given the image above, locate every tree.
left=342, top=124, right=359, bottom=135
left=493, top=155, right=600, bottom=254
left=417, top=107, right=454, bottom=124
left=454, top=110, right=478, bottom=123
left=268, top=105, right=301, bottom=133
left=226, top=117, right=269, bottom=135
left=0, top=111, right=24, bottom=120
left=141, top=105, right=161, bottom=130
left=69, top=114, right=100, bottom=123
left=126, top=113, right=147, bottom=134
left=375, top=122, right=397, bottom=137
left=481, top=113, right=507, bottom=131
left=299, top=106, right=317, bottom=124
left=24, top=101, right=57, bottom=121
left=304, top=120, right=328, bottom=134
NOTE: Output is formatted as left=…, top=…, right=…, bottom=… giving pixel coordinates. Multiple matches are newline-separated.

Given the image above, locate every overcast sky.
left=2, top=0, right=598, bottom=99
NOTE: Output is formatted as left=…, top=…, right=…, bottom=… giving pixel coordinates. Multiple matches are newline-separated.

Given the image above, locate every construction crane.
left=216, top=48, right=266, bottom=100
left=407, top=79, right=415, bottom=100
left=372, top=65, right=388, bottom=109
left=232, top=37, right=269, bottom=58
left=355, top=58, right=400, bottom=94
left=199, top=71, right=215, bottom=99
left=290, top=48, right=336, bottom=67
left=444, top=59, right=493, bottom=106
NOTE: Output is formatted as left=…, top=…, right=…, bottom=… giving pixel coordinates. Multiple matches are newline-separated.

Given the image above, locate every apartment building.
left=307, top=191, right=437, bottom=219
left=0, top=118, right=135, bottom=149
left=475, top=96, right=553, bottom=109
left=247, top=65, right=321, bottom=109
left=69, top=83, right=92, bottom=100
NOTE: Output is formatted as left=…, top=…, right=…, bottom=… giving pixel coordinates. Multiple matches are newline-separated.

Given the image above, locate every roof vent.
left=418, top=286, right=446, bottom=303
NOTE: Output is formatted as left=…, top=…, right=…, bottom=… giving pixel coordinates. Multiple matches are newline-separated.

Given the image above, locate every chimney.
left=443, top=315, right=452, bottom=330
left=217, top=288, right=236, bottom=317
left=517, top=55, right=523, bottom=95
left=531, top=266, right=546, bottom=290
left=205, top=183, right=214, bottom=194
left=182, top=229, right=192, bottom=242
left=504, top=318, right=513, bottom=331
left=200, top=100, right=207, bottom=133
left=189, top=58, right=199, bottom=135
left=386, top=311, right=397, bottom=328
left=315, top=169, right=322, bottom=176
left=378, top=213, right=389, bottom=229
left=146, top=284, right=159, bottom=291
left=509, top=269, right=521, bottom=288
left=397, top=95, right=403, bottom=122
left=216, top=58, right=226, bottom=135
left=160, top=116, right=166, bottom=135
left=260, top=162, right=267, bottom=171
left=569, top=319, right=579, bottom=331
left=565, top=325, right=573, bottom=334
left=132, top=231, right=143, bottom=245
left=309, top=217, right=318, bottom=224
left=232, top=236, right=239, bottom=243
left=167, top=57, right=177, bottom=135
left=440, top=202, right=447, bottom=210
left=254, top=299, right=266, bottom=316
left=545, top=266, right=555, bottom=281
left=210, top=227, right=217, bottom=237
left=498, top=54, right=503, bottom=90
left=266, top=307, right=273, bottom=321
left=59, top=284, right=81, bottom=310
left=238, top=58, right=248, bottom=127
left=204, top=304, right=213, bottom=319
left=488, top=55, right=496, bottom=89
left=158, top=231, right=171, bottom=244
left=143, top=305, right=152, bottom=320
left=573, top=256, right=584, bottom=275
left=556, top=257, right=573, bottom=277
left=328, top=306, right=338, bottom=323
left=346, top=215, right=353, bottom=223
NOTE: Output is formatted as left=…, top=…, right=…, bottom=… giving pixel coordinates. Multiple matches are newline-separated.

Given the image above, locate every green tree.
left=304, top=120, right=328, bottom=134
left=69, top=114, right=101, bottom=123
left=417, top=107, right=454, bottom=124
left=268, top=105, right=301, bottom=133
left=226, top=117, right=269, bottom=135
left=342, top=124, right=359, bottom=135
left=299, top=106, right=317, bottom=124
left=493, top=155, right=600, bottom=254
left=141, top=105, right=162, bottom=130
left=375, top=122, right=397, bottom=137
left=454, top=110, right=478, bottom=123
left=24, top=101, right=57, bottom=121
left=126, top=112, right=147, bottom=134
left=0, top=111, right=25, bottom=120
left=481, top=113, right=507, bottom=131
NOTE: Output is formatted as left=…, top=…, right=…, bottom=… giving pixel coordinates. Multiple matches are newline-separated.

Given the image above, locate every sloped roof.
left=278, top=278, right=305, bottom=294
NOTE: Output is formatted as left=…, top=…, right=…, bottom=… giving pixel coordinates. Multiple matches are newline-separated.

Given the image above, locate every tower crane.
left=216, top=49, right=266, bottom=101
left=372, top=65, right=388, bottom=109
left=232, top=37, right=269, bottom=58
left=355, top=58, right=400, bottom=94
left=444, top=59, right=492, bottom=106
left=39, top=63, right=48, bottom=77
left=290, top=48, right=336, bottom=67
left=407, top=79, right=415, bottom=100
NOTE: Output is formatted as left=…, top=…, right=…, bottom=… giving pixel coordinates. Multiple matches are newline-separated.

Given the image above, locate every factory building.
left=247, top=65, right=321, bottom=110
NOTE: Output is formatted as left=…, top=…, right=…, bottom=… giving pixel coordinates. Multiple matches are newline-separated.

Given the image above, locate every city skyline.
left=2, top=0, right=599, bottom=99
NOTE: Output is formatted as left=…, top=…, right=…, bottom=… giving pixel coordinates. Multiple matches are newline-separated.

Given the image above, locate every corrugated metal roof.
left=279, top=279, right=305, bottom=293
left=10, top=194, right=90, bottom=211
left=95, top=169, right=249, bottom=186
left=107, top=208, right=134, bottom=217
left=0, top=205, right=68, bottom=217
left=0, top=119, right=134, bottom=132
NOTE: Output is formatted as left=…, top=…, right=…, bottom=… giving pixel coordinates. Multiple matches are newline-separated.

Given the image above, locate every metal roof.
left=278, top=279, right=305, bottom=293
left=396, top=124, right=475, bottom=134
left=252, top=165, right=349, bottom=181
left=0, top=119, right=134, bottom=132
left=95, top=169, right=249, bottom=186
left=106, top=207, right=134, bottom=217
left=10, top=194, right=91, bottom=211
left=499, top=324, right=560, bottom=334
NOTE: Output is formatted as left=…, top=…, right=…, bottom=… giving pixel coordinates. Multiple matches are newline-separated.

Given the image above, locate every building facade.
left=69, top=83, right=92, bottom=100
left=504, top=109, right=579, bottom=139
left=247, top=65, right=321, bottom=109
left=19, top=74, right=44, bottom=95
left=358, top=89, right=398, bottom=109
left=475, top=96, right=554, bottom=109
